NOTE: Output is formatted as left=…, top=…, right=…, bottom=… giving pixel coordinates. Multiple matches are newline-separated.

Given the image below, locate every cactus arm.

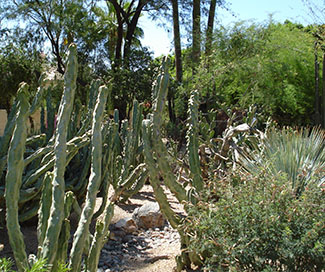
left=41, top=44, right=78, bottom=266
left=120, top=167, right=149, bottom=202
left=69, top=85, right=108, bottom=271
left=29, top=74, right=47, bottom=116
left=24, top=145, right=52, bottom=168
left=86, top=203, right=114, bottom=272
left=111, top=163, right=146, bottom=202
left=29, top=87, right=45, bottom=116
left=153, top=137, right=187, bottom=202
left=5, top=82, right=30, bottom=272
left=45, top=90, right=55, bottom=141
left=26, top=134, right=46, bottom=147
left=22, top=136, right=89, bottom=189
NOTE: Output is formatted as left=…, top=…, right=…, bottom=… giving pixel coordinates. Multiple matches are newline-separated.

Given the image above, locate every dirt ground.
left=0, top=185, right=197, bottom=272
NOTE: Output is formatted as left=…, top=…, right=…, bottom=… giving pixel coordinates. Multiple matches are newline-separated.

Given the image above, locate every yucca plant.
left=240, top=126, right=325, bottom=195
left=0, top=257, right=70, bottom=272
left=0, top=257, right=14, bottom=272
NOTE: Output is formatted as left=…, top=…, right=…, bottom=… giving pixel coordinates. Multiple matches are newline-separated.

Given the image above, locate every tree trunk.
left=123, top=0, right=147, bottom=69
left=171, top=0, right=182, bottom=83
left=108, top=0, right=124, bottom=68
left=192, top=0, right=201, bottom=73
left=205, top=0, right=217, bottom=56
left=315, top=43, right=321, bottom=125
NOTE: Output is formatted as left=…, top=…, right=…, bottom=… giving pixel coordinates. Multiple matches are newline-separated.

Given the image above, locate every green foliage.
left=110, top=47, right=158, bottom=119
left=177, top=20, right=315, bottom=126
left=0, top=29, right=42, bottom=111
left=183, top=172, right=325, bottom=271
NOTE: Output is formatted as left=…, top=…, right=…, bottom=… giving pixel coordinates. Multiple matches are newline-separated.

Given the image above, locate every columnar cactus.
left=186, top=89, right=203, bottom=191
left=148, top=58, right=187, bottom=203
left=69, top=85, right=109, bottom=271
left=142, top=58, right=203, bottom=271
left=40, top=43, right=78, bottom=266
left=5, top=82, right=30, bottom=272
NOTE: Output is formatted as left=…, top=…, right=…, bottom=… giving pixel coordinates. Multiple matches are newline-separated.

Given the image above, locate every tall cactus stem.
left=37, top=172, right=53, bottom=257
left=142, top=120, right=180, bottom=229
left=41, top=44, right=78, bottom=266
left=150, top=59, right=187, bottom=202
left=5, top=82, right=30, bottom=272
left=69, top=85, right=108, bottom=271
left=86, top=203, right=114, bottom=271
left=55, top=191, right=75, bottom=266
left=186, top=89, right=203, bottom=191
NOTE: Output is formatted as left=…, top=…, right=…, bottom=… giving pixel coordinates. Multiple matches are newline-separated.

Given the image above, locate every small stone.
left=114, top=217, right=138, bottom=234
left=132, top=202, right=166, bottom=229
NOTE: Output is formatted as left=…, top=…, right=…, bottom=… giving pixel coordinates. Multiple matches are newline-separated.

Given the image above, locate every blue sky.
left=139, top=0, right=324, bottom=57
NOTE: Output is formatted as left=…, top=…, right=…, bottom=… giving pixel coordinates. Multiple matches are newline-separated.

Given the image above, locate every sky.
left=139, top=0, right=324, bottom=57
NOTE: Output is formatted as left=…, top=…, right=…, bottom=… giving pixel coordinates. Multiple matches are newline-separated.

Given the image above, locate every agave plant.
left=240, top=126, right=325, bottom=195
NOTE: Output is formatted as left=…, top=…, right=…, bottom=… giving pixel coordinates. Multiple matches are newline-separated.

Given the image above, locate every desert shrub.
left=182, top=172, right=325, bottom=271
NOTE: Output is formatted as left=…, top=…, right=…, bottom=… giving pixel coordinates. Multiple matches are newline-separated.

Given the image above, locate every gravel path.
left=97, top=224, right=180, bottom=272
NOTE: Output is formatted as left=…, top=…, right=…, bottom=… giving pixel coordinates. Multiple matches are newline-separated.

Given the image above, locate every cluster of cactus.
left=3, top=44, right=147, bottom=271
left=1, top=65, right=145, bottom=224
left=142, top=58, right=202, bottom=270
left=2, top=45, right=257, bottom=271
left=142, top=58, right=260, bottom=270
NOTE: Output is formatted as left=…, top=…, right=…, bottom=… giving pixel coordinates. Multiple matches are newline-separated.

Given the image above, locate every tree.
left=107, top=0, right=149, bottom=69
left=301, top=0, right=325, bottom=127
left=205, top=0, right=217, bottom=56
left=171, top=0, right=183, bottom=83
left=2, top=0, right=68, bottom=74
left=0, top=28, right=43, bottom=112
left=192, top=0, right=201, bottom=71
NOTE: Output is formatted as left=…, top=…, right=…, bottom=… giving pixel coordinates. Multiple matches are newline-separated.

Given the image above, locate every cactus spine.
left=5, top=82, right=30, bottom=272
left=41, top=44, right=78, bottom=266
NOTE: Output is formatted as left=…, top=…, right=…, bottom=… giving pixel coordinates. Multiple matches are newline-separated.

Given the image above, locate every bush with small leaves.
left=182, top=172, right=325, bottom=271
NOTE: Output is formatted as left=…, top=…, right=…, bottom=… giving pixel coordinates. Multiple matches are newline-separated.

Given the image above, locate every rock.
left=114, top=217, right=138, bottom=234
left=132, top=202, right=165, bottom=229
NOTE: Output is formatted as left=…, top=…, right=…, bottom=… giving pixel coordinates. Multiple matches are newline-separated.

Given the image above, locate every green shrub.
left=182, top=172, right=325, bottom=271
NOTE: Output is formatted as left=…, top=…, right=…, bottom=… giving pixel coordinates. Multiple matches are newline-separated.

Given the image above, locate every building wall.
left=0, top=110, right=6, bottom=136
left=0, top=109, right=42, bottom=136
